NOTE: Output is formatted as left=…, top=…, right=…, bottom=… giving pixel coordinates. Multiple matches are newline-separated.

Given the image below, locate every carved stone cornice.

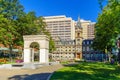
left=23, top=35, right=49, bottom=41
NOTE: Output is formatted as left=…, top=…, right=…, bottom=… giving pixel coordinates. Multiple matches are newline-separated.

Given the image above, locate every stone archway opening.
left=30, top=42, right=39, bottom=62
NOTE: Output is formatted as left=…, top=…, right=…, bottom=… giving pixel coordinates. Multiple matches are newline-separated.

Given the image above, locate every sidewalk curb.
left=47, top=71, right=55, bottom=80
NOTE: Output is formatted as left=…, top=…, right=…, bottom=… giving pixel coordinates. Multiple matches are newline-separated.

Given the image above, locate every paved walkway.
left=0, top=64, right=63, bottom=80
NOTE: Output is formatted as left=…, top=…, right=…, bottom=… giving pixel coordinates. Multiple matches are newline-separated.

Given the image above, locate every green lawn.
left=50, top=62, right=120, bottom=80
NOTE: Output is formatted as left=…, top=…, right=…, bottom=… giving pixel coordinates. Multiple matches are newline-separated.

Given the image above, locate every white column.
left=39, top=49, right=49, bottom=63
left=46, top=49, right=49, bottom=62
left=31, top=48, right=34, bottom=62
left=24, top=49, right=31, bottom=63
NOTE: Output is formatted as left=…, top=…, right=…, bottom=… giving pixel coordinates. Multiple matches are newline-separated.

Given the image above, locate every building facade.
left=51, top=17, right=83, bottom=61
left=82, top=39, right=107, bottom=61
left=44, top=15, right=96, bottom=61
left=44, top=15, right=95, bottom=40
left=87, top=23, right=95, bottom=39
left=79, top=19, right=95, bottom=39
left=75, top=17, right=83, bottom=60
left=44, top=15, right=75, bottom=40
left=52, top=39, right=76, bottom=61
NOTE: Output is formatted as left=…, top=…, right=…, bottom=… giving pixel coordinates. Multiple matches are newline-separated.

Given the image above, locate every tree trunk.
left=118, top=49, right=120, bottom=64
left=108, top=52, right=111, bottom=62
left=9, top=45, right=13, bottom=62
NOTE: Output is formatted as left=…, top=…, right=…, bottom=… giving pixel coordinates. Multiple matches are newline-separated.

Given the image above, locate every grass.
left=50, top=62, right=120, bottom=80
left=0, top=62, right=15, bottom=65
left=60, top=61, right=70, bottom=64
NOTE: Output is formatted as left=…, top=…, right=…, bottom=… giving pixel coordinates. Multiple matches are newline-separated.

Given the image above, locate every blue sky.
left=20, top=0, right=102, bottom=22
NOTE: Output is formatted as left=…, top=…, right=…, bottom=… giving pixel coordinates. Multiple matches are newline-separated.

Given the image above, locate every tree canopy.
left=92, top=0, right=120, bottom=52
left=0, top=0, right=55, bottom=54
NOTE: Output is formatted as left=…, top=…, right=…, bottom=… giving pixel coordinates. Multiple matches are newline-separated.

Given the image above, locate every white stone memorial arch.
left=23, top=35, right=49, bottom=63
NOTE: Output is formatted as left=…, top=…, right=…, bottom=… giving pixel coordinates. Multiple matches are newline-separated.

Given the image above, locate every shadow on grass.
left=50, top=62, right=120, bottom=80
left=8, top=73, right=51, bottom=80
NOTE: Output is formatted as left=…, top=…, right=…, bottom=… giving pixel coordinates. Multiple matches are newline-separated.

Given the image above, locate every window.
left=91, top=41, right=93, bottom=44
left=77, top=33, right=80, bottom=37
left=87, top=41, right=89, bottom=45
left=87, top=47, right=89, bottom=51
left=83, top=47, right=85, bottom=51
left=83, top=42, right=85, bottom=45
left=78, top=39, right=80, bottom=41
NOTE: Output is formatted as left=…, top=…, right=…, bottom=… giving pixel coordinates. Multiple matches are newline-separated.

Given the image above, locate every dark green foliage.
left=0, top=0, right=24, bottom=47
left=92, top=0, right=120, bottom=52
left=0, top=0, right=55, bottom=61
left=16, top=12, right=55, bottom=52
left=0, top=0, right=24, bottom=20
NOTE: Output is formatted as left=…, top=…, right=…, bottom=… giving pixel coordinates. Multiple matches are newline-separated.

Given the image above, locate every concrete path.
left=0, top=64, right=63, bottom=80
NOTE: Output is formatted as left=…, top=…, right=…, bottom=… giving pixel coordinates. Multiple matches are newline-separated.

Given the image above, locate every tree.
left=0, top=0, right=24, bottom=61
left=0, top=0, right=24, bottom=20
left=35, top=16, right=56, bottom=52
left=92, top=0, right=120, bottom=61
left=0, top=14, right=17, bottom=61
left=98, top=0, right=105, bottom=10
left=0, top=0, right=25, bottom=47
left=49, top=37, right=56, bottom=53
left=0, top=0, right=55, bottom=61
left=16, top=12, right=55, bottom=53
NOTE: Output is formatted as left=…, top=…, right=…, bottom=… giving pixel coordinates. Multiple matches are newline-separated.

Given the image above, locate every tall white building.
left=87, top=22, right=95, bottom=39
left=44, top=15, right=75, bottom=40
left=78, top=19, right=95, bottom=39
